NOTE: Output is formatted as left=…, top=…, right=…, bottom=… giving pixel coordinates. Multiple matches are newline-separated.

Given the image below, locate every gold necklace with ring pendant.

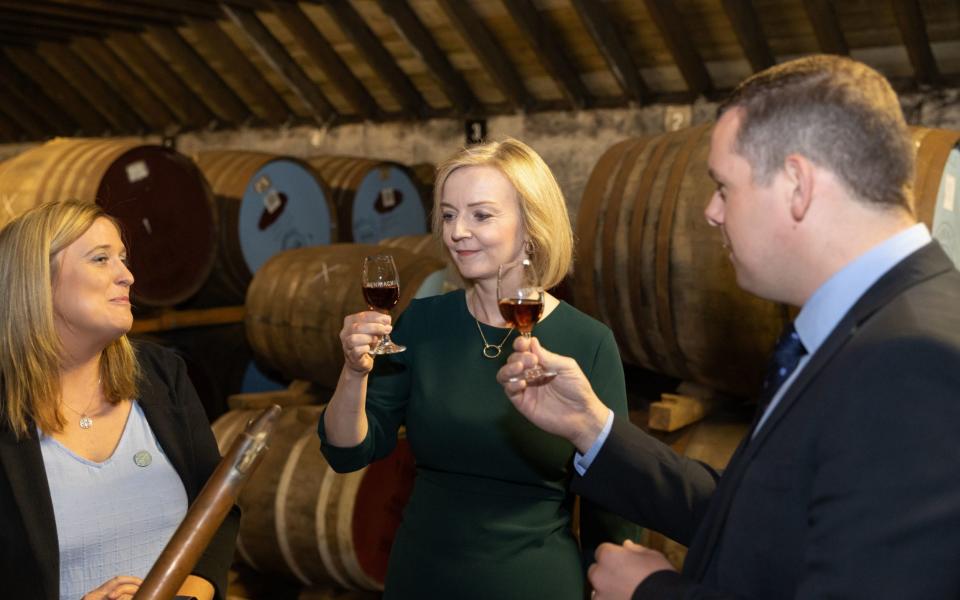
left=471, top=292, right=514, bottom=358
left=476, top=319, right=515, bottom=358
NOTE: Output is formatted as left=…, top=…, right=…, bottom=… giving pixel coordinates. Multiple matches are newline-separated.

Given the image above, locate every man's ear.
left=784, top=154, right=815, bottom=222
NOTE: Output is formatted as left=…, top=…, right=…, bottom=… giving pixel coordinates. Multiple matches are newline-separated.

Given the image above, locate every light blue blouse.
left=40, top=400, right=188, bottom=600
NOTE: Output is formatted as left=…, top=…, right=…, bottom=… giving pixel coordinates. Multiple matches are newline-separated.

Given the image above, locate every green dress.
left=318, top=289, right=637, bottom=599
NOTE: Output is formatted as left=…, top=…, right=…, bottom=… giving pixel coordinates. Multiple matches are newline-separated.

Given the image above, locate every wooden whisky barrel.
left=212, top=406, right=416, bottom=590
left=192, top=151, right=336, bottom=305
left=0, top=138, right=217, bottom=307
left=575, top=125, right=960, bottom=398
left=307, top=156, right=428, bottom=243
left=245, top=244, right=446, bottom=387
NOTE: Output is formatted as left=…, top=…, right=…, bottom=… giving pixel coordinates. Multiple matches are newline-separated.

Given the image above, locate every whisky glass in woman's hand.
left=362, top=254, right=406, bottom=355
left=498, top=258, right=555, bottom=382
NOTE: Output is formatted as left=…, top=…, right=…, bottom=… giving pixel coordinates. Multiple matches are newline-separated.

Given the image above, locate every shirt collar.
left=794, top=223, right=931, bottom=355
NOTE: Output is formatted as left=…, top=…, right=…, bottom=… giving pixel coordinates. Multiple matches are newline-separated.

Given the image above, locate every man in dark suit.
left=498, top=55, right=960, bottom=599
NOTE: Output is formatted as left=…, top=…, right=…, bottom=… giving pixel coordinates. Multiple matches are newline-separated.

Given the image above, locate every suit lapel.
left=684, top=242, right=954, bottom=582
left=0, top=427, right=60, bottom=600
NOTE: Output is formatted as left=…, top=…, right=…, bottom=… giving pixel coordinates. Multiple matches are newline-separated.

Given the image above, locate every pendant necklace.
left=475, top=319, right=515, bottom=358
left=61, top=377, right=101, bottom=430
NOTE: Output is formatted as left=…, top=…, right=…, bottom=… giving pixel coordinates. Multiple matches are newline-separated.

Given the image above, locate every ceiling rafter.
left=436, top=0, right=533, bottom=111
left=570, top=0, right=647, bottom=103
left=270, top=0, right=379, bottom=120
left=721, top=0, right=775, bottom=73
left=186, top=17, right=290, bottom=125
left=0, top=10, right=127, bottom=37
left=0, top=52, right=77, bottom=133
left=891, top=0, right=940, bottom=85
left=374, top=0, right=477, bottom=116
left=37, top=41, right=146, bottom=132
left=145, top=25, right=251, bottom=126
left=501, top=0, right=590, bottom=110
left=643, top=0, right=712, bottom=95
left=72, top=36, right=177, bottom=132
left=0, top=105, right=26, bottom=140
left=4, top=47, right=111, bottom=134
left=322, top=0, right=425, bottom=118
left=105, top=31, right=216, bottom=130
left=35, top=0, right=195, bottom=23
left=0, top=90, right=50, bottom=139
left=1, top=0, right=169, bottom=28
left=220, top=3, right=337, bottom=126
left=801, top=0, right=849, bottom=55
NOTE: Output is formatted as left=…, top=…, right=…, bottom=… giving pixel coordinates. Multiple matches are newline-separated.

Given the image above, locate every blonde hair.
left=0, top=200, right=140, bottom=438
left=433, top=137, right=573, bottom=290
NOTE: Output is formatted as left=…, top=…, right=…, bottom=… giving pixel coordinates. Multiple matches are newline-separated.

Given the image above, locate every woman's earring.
left=523, top=240, right=535, bottom=255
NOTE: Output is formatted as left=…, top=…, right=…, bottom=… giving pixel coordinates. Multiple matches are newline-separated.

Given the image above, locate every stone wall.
left=1, top=87, right=958, bottom=226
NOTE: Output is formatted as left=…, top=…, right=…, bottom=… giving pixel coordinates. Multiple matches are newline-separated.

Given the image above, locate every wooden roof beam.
left=72, top=36, right=177, bottom=132
left=721, top=0, right=775, bottom=72
left=322, top=0, right=425, bottom=118
left=0, top=22, right=71, bottom=43
left=801, top=0, right=849, bottom=55
left=64, top=0, right=218, bottom=21
left=643, top=0, right=712, bottom=95
left=375, top=0, right=478, bottom=115
left=37, top=41, right=146, bottom=133
left=891, top=0, right=940, bottom=85
left=0, top=10, right=131, bottom=37
left=4, top=0, right=173, bottom=27
left=0, top=91, right=51, bottom=139
left=105, top=31, right=217, bottom=130
left=185, top=17, right=290, bottom=125
left=0, top=53, right=77, bottom=134
left=220, top=3, right=337, bottom=126
left=270, top=0, right=380, bottom=120
left=570, top=0, right=647, bottom=103
left=3, top=47, right=111, bottom=134
left=145, top=25, right=251, bottom=126
left=437, top=0, right=533, bottom=111
left=0, top=106, right=27, bottom=141
left=501, top=0, right=590, bottom=110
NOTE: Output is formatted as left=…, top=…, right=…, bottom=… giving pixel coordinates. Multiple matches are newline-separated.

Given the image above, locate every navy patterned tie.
left=758, top=322, right=808, bottom=414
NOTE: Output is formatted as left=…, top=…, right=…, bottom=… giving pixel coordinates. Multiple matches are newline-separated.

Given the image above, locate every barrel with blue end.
left=192, top=151, right=336, bottom=306
left=307, top=156, right=428, bottom=244
left=913, top=129, right=960, bottom=268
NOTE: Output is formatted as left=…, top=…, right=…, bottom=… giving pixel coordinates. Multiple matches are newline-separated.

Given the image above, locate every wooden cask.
left=0, top=138, right=217, bottom=307
left=245, top=244, right=446, bottom=387
left=213, top=406, right=415, bottom=591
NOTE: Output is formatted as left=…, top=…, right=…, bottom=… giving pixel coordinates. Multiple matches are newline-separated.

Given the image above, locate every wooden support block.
left=227, top=380, right=326, bottom=411
left=648, top=392, right=715, bottom=432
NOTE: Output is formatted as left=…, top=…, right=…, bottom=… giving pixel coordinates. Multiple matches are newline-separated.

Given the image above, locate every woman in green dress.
left=319, top=138, right=637, bottom=599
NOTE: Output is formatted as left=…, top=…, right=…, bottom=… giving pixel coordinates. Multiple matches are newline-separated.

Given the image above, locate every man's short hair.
left=718, top=55, right=914, bottom=212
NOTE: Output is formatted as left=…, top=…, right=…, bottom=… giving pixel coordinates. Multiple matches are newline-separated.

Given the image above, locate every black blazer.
left=573, top=242, right=960, bottom=599
left=0, top=341, right=239, bottom=600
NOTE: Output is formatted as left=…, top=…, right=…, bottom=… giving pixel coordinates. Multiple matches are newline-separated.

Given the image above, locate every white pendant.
left=79, top=416, right=93, bottom=429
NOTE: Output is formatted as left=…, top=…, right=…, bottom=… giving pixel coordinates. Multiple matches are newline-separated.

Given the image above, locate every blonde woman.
left=321, top=138, right=638, bottom=598
left=0, top=200, right=237, bottom=600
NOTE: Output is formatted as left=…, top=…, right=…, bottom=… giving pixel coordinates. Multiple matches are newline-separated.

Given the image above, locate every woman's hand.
left=82, top=576, right=142, bottom=600
left=340, top=311, right=393, bottom=375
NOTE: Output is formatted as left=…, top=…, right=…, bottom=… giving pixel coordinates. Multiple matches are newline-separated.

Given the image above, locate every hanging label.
left=264, top=190, right=282, bottom=214
left=126, top=161, right=149, bottom=183
left=255, top=175, right=271, bottom=194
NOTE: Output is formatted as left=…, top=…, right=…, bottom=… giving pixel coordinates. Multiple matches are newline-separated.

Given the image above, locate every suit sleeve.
left=576, top=331, right=643, bottom=569
left=172, top=353, right=239, bottom=600
left=570, top=329, right=720, bottom=545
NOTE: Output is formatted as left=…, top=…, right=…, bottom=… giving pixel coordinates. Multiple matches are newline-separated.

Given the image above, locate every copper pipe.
left=135, top=404, right=281, bottom=600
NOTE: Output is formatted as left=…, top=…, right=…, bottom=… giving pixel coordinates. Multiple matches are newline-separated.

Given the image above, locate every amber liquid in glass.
left=498, top=298, right=544, bottom=335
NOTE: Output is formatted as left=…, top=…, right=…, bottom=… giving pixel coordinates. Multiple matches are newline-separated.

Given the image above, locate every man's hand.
left=590, top=540, right=677, bottom=599
left=497, top=336, right=610, bottom=453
